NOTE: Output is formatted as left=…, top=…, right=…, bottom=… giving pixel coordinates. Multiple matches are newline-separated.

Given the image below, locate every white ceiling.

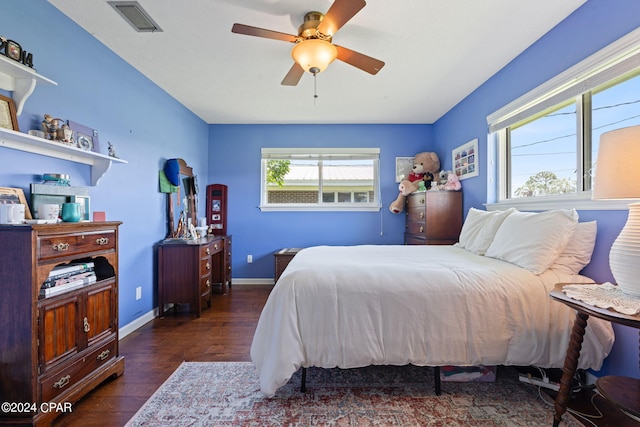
left=48, top=0, right=586, bottom=125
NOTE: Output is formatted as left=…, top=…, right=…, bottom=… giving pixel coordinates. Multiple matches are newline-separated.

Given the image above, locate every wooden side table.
left=549, top=283, right=640, bottom=427
left=274, top=248, right=303, bottom=283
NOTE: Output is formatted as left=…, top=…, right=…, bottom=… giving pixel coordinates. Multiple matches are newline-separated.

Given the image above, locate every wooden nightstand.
left=549, top=283, right=640, bottom=427
left=274, top=248, right=303, bottom=283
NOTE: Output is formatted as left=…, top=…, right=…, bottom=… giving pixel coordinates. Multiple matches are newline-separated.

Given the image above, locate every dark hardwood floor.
left=52, top=285, right=273, bottom=427
left=49, top=284, right=636, bottom=427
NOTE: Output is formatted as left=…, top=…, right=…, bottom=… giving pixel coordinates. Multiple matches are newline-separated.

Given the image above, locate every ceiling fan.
left=231, top=0, right=385, bottom=86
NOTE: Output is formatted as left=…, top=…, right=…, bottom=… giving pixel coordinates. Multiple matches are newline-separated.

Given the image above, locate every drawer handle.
left=206, top=262, right=210, bottom=270
left=96, top=237, right=109, bottom=245
left=214, top=244, right=218, bottom=250
left=419, top=198, right=425, bottom=204
left=419, top=226, right=424, bottom=233
left=83, top=317, right=91, bottom=333
left=52, top=242, right=70, bottom=251
left=97, top=350, right=111, bottom=361
left=420, top=211, right=424, bottom=218
left=53, top=375, right=71, bottom=389
left=206, top=247, right=210, bottom=255
left=206, top=279, right=211, bottom=287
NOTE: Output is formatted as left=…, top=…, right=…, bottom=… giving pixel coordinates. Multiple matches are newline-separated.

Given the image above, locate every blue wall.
left=1, top=1, right=210, bottom=327
left=434, top=0, right=640, bottom=378
left=3, top=0, right=640, bottom=379
left=209, top=124, right=434, bottom=278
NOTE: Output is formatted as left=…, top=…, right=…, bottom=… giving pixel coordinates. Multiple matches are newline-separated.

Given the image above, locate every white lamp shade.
left=291, top=39, right=338, bottom=74
left=593, top=125, right=640, bottom=297
left=593, top=125, right=640, bottom=199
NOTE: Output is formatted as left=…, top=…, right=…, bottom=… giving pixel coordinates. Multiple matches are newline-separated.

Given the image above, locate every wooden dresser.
left=404, top=191, right=463, bottom=245
left=157, top=235, right=232, bottom=318
left=0, top=222, right=125, bottom=426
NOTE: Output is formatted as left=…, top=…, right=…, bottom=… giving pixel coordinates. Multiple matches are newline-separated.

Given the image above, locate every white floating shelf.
left=0, top=55, right=57, bottom=115
left=0, top=127, right=127, bottom=186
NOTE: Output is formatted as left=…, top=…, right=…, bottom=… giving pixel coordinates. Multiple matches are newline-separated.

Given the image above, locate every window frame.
left=486, top=27, right=640, bottom=211
left=260, top=147, right=381, bottom=212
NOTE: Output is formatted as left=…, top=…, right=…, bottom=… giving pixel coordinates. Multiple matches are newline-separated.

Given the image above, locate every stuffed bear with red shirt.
left=389, top=152, right=440, bottom=213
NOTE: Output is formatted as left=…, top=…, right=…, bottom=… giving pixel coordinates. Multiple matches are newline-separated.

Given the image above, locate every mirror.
left=166, top=158, right=198, bottom=238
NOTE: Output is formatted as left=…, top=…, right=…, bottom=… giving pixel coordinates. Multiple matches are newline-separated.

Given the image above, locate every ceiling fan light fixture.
left=291, top=39, right=338, bottom=74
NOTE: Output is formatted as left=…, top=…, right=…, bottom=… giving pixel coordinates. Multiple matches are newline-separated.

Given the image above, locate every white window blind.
left=261, top=147, right=380, bottom=160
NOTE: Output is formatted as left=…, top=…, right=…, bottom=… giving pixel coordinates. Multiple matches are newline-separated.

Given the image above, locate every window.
left=260, top=148, right=380, bottom=211
left=487, top=28, right=640, bottom=207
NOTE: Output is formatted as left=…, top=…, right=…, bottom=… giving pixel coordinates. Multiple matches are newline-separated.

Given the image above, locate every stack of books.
left=40, top=262, right=97, bottom=298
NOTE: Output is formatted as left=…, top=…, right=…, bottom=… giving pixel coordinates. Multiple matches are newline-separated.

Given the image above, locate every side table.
left=274, top=248, right=303, bottom=283
left=549, top=283, right=640, bottom=426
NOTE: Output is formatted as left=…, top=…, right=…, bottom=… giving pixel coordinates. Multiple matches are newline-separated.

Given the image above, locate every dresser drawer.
left=200, top=243, right=212, bottom=257
left=200, top=257, right=211, bottom=274
left=406, top=221, right=426, bottom=237
left=200, top=274, right=212, bottom=296
left=40, top=338, right=116, bottom=402
left=38, top=230, right=116, bottom=261
left=406, top=193, right=427, bottom=208
left=404, top=234, right=426, bottom=245
left=406, top=207, right=426, bottom=222
left=210, top=239, right=223, bottom=254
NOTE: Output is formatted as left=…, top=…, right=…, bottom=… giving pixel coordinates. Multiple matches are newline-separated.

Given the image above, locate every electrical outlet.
left=247, top=254, right=253, bottom=264
left=136, top=286, right=142, bottom=300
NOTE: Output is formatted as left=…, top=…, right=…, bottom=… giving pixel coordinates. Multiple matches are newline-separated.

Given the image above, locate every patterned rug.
left=125, top=362, right=581, bottom=426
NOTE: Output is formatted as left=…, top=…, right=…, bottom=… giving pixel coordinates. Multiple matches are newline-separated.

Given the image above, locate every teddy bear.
left=389, top=152, right=440, bottom=213
left=442, top=171, right=462, bottom=191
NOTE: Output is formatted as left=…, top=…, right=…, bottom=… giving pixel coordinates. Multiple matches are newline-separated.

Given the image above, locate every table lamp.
left=592, top=125, right=640, bottom=297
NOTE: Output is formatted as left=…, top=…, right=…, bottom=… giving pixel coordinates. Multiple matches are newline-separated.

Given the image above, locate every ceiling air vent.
left=108, top=1, right=163, bottom=33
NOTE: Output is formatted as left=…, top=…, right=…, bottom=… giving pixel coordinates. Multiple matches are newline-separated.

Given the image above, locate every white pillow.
left=550, top=221, right=597, bottom=274
left=456, top=208, right=516, bottom=255
left=485, top=209, right=579, bottom=274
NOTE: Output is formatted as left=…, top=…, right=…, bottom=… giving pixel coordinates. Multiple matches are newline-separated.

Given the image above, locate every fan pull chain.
left=314, top=73, right=318, bottom=105
left=311, top=67, right=320, bottom=105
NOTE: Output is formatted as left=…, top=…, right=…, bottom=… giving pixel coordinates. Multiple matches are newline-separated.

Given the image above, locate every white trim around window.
left=487, top=27, right=640, bottom=133
left=260, top=147, right=381, bottom=212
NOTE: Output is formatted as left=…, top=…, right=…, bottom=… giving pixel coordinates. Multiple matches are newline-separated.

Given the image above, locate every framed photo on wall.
left=452, top=138, right=479, bottom=180
left=395, top=157, right=415, bottom=182
left=0, top=94, right=19, bottom=131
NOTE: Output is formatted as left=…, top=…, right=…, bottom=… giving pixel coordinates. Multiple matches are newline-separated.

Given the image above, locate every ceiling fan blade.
left=281, top=63, right=305, bottom=86
left=335, top=45, right=385, bottom=75
left=231, top=23, right=298, bottom=43
left=317, top=0, right=366, bottom=36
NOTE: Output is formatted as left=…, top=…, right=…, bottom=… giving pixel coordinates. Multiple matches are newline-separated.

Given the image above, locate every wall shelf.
left=0, top=55, right=57, bottom=115
left=0, top=127, right=127, bottom=185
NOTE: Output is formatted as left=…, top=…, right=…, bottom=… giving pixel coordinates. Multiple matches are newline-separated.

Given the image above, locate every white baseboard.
left=119, top=308, right=158, bottom=339
left=118, top=279, right=273, bottom=339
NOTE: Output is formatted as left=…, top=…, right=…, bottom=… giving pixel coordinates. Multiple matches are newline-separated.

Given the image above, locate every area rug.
left=125, top=362, right=580, bottom=426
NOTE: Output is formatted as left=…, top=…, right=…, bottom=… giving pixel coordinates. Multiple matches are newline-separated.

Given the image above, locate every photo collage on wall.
left=452, top=138, right=479, bottom=180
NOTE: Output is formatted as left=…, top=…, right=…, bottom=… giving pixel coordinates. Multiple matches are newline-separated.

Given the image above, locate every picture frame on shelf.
left=395, top=157, right=415, bottom=183
left=0, top=187, right=32, bottom=219
left=452, top=138, right=479, bottom=180
left=68, top=120, right=100, bottom=153
left=70, top=195, right=90, bottom=221
left=0, top=94, right=19, bottom=132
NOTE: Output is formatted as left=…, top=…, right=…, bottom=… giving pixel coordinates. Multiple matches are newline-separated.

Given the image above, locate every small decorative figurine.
left=108, top=141, right=118, bottom=158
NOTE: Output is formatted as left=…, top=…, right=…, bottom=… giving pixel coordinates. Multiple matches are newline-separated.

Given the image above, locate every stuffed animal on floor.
left=389, top=152, right=440, bottom=213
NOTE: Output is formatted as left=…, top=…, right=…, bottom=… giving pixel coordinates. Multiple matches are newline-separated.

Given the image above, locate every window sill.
left=485, top=193, right=638, bottom=211
left=259, top=204, right=381, bottom=212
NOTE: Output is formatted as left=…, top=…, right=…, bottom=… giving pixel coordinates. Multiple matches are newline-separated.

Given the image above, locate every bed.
left=251, top=208, right=615, bottom=397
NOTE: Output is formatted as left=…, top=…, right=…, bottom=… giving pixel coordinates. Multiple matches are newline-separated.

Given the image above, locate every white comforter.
left=251, top=245, right=614, bottom=396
